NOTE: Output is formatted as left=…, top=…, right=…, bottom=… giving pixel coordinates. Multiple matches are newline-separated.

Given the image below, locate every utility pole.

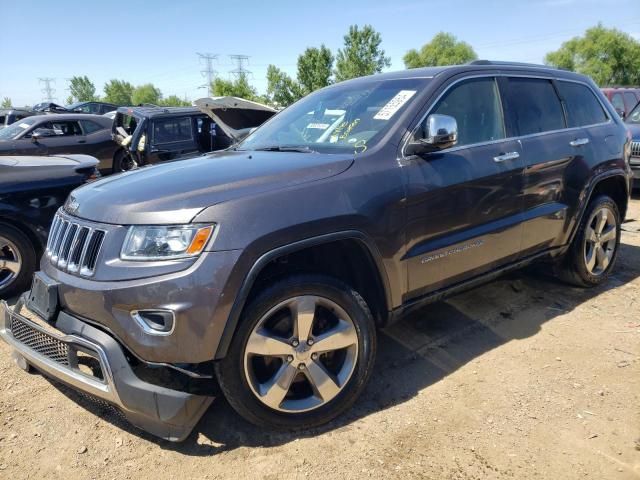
left=39, top=77, right=56, bottom=102
left=229, top=55, right=251, bottom=80
left=197, top=53, right=218, bottom=97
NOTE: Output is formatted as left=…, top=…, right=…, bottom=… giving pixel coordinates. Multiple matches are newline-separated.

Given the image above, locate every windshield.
left=0, top=117, right=37, bottom=140
left=626, top=101, right=640, bottom=124
left=239, top=77, right=429, bottom=154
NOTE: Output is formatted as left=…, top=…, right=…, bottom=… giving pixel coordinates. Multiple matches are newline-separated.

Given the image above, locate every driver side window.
left=428, top=77, right=505, bottom=148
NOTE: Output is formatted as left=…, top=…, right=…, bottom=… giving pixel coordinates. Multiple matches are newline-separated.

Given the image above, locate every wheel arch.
left=0, top=216, right=44, bottom=258
left=214, top=231, right=391, bottom=360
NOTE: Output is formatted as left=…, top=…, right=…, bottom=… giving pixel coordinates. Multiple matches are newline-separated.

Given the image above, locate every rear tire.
left=112, top=149, right=138, bottom=173
left=215, top=274, right=377, bottom=429
left=0, top=224, right=37, bottom=299
left=556, top=195, right=620, bottom=287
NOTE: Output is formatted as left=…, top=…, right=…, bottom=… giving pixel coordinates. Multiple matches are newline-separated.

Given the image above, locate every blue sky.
left=1, top=0, right=638, bottom=106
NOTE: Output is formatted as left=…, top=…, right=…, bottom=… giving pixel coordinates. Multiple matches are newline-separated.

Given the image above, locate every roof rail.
left=468, top=60, right=551, bottom=68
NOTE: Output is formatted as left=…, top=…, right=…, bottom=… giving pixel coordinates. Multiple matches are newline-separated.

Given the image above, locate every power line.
left=229, top=54, right=252, bottom=80
left=197, top=52, right=218, bottom=96
left=38, top=77, right=56, bottom=102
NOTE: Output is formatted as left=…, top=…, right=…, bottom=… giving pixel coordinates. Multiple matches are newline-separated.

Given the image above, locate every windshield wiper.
left=254, top=145, right=316, bottom=153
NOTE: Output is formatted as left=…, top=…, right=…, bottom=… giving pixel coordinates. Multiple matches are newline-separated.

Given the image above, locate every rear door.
left=404, top=76, right=525, bottom=297
left=506, top=77, right=591, bottom=254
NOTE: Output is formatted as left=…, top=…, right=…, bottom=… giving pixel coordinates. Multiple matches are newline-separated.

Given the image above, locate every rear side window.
left=557, top=81, right=608, bottom=127
left=431, top=77, right=505, bottom=147
left=152, top=117, right=193, bottom=144
left=624, top=92, right=638, bottom=111
left=611, top=93, right=625, bottom=113
left=80, top=120, right=104, bottom=134
left=508, top=78, right=564, bottom=135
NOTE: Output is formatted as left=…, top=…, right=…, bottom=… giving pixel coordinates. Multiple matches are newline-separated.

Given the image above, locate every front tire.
left=215, top=274, right=377, bottom=429
left=0, top=225, right=37, bottom=299
left=112, top=149, right=138, bottom=173
left=557, top=195, right=621, bottom=287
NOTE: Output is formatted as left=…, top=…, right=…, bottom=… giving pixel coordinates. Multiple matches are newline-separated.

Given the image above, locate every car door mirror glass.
left=406, top=114, right=458, bottom=155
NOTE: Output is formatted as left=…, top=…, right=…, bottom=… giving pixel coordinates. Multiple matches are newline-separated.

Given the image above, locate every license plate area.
left=25, top=272, right=59, bottom=322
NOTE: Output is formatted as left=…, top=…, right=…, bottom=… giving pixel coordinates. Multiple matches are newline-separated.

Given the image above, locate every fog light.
left=132, top=309, right=175, bottom=335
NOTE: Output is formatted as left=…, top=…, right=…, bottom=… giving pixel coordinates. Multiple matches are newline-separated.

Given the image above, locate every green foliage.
left=131, top=83, right=162, bottom=105
left=160, top=95, right=191, bottom=107
left=403, top=32, right=477, bottom=68
left=297, top=45, right=334, bottom=93
left=68, top=76, right=98, bottom=103
left=266, top=65, right=305, bottom=107
left=1, top=97, right=12, bottom=108
left=211, top=74, right=259, bottom=101
left=103, top=79, right=134, bottom=105
left=545, top=24, right=640, bottom=85
left=334, top=25, right=391, bottom=82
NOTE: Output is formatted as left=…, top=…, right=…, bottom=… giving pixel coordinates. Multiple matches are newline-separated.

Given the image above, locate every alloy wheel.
left=0, top=236, right=22, bottom=290
left=583, top=206, right=617, bottom=276
left=243, top=295, right=359, bottom=413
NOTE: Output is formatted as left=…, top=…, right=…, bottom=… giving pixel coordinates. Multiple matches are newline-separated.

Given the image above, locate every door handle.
left=77, top=140, right=86, bottom=144
left=569, top=138, right=589, bottom=147
left=493, top=151, right=520, bottom=162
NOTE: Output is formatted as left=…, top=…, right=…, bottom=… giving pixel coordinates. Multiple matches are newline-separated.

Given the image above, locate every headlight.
left=121, top=224, right=215, bottom=260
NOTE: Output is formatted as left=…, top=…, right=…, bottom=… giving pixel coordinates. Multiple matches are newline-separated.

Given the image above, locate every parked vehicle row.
left=601, top=87, right=640, bottom=119
left=0, top=61, right=632, bottom=441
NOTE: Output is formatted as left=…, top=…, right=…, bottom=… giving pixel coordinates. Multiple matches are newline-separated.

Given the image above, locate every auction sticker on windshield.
left=373, top=90, right=416, bottom=120
left=18, top=123, right=30, bottom=129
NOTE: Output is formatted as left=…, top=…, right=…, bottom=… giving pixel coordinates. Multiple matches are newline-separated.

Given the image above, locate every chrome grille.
left=46, top=211, right=106, bottom=277
left=10, top=315, right=69, bottom=366
left=631, top=141, right=640, bottom=158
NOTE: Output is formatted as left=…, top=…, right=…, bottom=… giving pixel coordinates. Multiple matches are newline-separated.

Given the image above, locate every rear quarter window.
left=557, top=81, right=608, bottom=127
left=152, top=117, right=193, bottom=144
left=80, top=120, right=105, bottom=134
left=507, top=78, right=565, bottom=136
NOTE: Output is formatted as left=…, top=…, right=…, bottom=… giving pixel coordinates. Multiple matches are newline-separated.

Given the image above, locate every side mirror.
left=406, top=114, right=458, bottom=155
left=31, top=128, right=56, bottom=142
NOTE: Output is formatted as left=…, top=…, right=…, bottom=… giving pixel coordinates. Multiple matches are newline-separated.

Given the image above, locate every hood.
left=193, top=97, right=277, bottom=141
left=65, top=150, right=354, bottom=225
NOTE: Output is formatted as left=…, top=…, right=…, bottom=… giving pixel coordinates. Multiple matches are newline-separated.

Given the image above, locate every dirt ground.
left=1, top=198, right=639, bottom=480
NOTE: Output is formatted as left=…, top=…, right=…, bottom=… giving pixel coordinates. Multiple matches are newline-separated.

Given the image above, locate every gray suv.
left=0, top=61, right=632, bottom=441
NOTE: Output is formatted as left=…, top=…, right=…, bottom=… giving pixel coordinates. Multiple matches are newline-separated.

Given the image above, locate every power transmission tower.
left=39, top=77, right=57, bottom=102
left=197, top=52, right=218, bottom=96
left=229, top=55, right=251, bottom=79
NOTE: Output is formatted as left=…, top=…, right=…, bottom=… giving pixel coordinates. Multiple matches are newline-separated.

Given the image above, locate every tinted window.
left=80, top=120, right=104, bottom=134
left=624, top=92, right=638, bottom=110
left=611, top=93, right=625, bottom=113
left=508, top=78, right=564, bottom=135
left=430, top=77, right=505, bottom=147
left=28, top=120, right=82, bottom=137
left=557, top=81, right=608, bottom=127
left=152, top=117, right=193, bottom=144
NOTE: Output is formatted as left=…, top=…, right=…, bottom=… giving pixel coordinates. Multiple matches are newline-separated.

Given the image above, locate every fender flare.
left=567, top=168, right=630, bottom=245
left=213, top=230, right=391, bottom=359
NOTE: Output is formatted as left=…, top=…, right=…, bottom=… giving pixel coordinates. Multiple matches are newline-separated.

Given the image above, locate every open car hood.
left=193, top=96, right=277, bottom=142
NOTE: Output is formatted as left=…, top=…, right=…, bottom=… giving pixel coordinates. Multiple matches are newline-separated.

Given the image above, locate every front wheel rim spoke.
left=586, top=228, right=598, bottom=244
left=260, top=363, right=298, bottom=408
left=595, top=209, right=607, bottom=234
left=586, top=246, right=597, bottom=272
left=245, top=330, right=293, bottom=357
left=292, top=296, right=316, bottom=343
left=305, top=360, right=341, bottom=401
left=600, top=225, right=616, bottom=243
left=311, top=319, right=357, bottom=353
left=1, top=259, right=20, bottom=274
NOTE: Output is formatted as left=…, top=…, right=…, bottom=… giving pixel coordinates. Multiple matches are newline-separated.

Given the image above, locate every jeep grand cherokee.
left=0, top=61, right=632, bottom=441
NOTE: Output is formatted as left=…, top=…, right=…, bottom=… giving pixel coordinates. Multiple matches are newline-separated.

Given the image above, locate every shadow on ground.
left=42, top=238, right=640, bottom=456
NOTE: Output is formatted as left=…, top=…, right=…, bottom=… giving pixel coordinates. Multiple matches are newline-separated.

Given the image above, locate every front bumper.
left=0, top=298, right=213, bottom=442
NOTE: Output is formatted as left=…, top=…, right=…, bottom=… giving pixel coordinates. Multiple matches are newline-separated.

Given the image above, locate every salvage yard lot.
left=1, top=197, right=639, bottom=480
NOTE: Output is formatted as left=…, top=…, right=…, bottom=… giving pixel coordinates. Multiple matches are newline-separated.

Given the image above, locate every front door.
left=403, top=76, right=525, bottom=299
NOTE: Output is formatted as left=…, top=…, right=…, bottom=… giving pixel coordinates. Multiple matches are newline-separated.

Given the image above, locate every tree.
left=1, top=97, right=11, bottom=108
left=334, top=25, right=391, bottom=82
left=403, top=32, right=477, bottom=68
left=297, top=45, right=334, bottom=93
left=160, top=95, right=191, bottom=107
left=545, top=25, right=640, bottom=85
left=211, top=74, right=259, bottom=101
left=103, top=79, right=134, bottom=105
left=68, top=75, right=97, bottom=103
left=131, top=83, right=162, bottom=105
left=266, top=65, right=305, bottom=107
